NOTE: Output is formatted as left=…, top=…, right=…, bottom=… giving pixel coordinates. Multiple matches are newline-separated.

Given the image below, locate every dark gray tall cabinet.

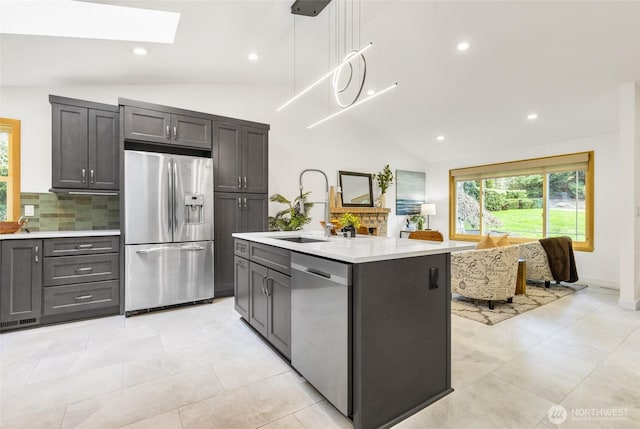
left=213, top=120, right=269, bottom=297
left=50, top=95, right=119, bottom=192
left=0, top=240, right=42, bottom=330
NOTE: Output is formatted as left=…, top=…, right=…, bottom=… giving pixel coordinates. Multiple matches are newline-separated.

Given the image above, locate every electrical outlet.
left=25, top=205, right=35, bottom=217
left=636, top=206, right=640, bottom=217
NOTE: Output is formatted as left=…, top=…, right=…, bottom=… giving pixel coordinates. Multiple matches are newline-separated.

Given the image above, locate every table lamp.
left=420, top=203, right=436, bottom=230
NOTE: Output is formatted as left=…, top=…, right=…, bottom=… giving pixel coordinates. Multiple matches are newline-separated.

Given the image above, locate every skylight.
left=0, top=0, right=180, bottom=43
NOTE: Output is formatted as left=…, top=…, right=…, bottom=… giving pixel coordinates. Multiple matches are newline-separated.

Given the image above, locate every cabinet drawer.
left=250, top=242, right=291, bottom=275
left=42, top=280, right=119, bottom=316
left=234, top=239, right=250, bottom=258
left=44, top=236, right=120, bottom=257
left=43, top=253, right=119, bottom=286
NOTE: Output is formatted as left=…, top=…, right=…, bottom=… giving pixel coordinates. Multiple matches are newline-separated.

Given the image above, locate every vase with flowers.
left=338, top=212, right=361, bottom=237
left=373, top=164, right=393, bottom=207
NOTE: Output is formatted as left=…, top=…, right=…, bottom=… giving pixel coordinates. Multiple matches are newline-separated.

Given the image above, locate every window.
left=0, top=118, right=21, bottom=222
left=449, top=151, right=594, bottom=251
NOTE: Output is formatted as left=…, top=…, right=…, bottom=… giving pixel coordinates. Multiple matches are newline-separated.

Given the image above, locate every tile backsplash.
left=20, top=193, right=119, bottom=231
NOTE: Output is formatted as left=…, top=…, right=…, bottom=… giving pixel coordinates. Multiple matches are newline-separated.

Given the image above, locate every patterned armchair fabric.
left=451, top=245, right=520, bottom=302
left=518, top=241, right=554, bottom=282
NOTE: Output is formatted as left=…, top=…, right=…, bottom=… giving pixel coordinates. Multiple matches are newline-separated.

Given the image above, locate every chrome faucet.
left=298, top=169, right=332, bottom=237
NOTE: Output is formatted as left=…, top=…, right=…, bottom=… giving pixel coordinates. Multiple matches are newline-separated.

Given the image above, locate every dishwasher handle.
left=306, top=268, right=331, bottom=279
left=291, top=262, right=350, bottom=286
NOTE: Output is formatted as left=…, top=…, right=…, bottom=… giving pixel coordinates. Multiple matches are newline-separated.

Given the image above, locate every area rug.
left=451, top=283, right=588, bottom=325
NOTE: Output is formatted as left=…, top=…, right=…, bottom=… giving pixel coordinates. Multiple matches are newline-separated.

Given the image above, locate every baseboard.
left=618, top=298, right=640, bottom=310
left=578, top=276, right=619, bottom=290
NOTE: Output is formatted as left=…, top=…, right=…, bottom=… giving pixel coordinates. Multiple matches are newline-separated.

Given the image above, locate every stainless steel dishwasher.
left=291, top=252, right=352, bottom=416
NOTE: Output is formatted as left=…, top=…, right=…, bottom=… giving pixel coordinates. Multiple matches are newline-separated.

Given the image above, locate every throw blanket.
left=539, top=237, right=579, bottom=283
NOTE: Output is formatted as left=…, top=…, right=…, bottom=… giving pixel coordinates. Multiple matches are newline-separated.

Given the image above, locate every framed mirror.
left=339, top=170, right=373, bottom=207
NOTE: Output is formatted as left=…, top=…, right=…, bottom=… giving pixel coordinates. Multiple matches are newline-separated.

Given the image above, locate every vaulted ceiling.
left=2, top=0, right=640, bottom=161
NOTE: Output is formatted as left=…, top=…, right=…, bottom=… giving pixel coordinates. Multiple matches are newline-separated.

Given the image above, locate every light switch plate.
left=25, top=205, right=35, bottom=216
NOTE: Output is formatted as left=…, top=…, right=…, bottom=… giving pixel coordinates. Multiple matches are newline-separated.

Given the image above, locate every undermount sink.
left=275, top=237, right=328, bottom=244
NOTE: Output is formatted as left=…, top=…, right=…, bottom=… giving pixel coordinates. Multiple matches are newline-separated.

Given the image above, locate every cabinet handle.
left=81, top=168, right=86, bottom=183
left=237, top=197, right=242, bottom=208
left=266, top=278, right=272, bottom=296
left=173, top=126, right=178, bottom=139
left=429, top=267, right=439, bottom=290
left=90, top=169, right=95, bottom=184
left=243, top=177, right=247, bottom=188
left=243, top=198, right=247, bottom=208
left=236, top=260, right=245, bottom=268
left=76, top=243, right=93, bottom=249
left=74, top=295, right=93, bottom=300
left=261, top=276, right=267, bottom=295
left=238, top=176, right=242, bottom=189
left=166, top=125, right=170, bottom=138
left=34, top=246, right=39, bottom=263
left=76, top=267, right=94, bottom=273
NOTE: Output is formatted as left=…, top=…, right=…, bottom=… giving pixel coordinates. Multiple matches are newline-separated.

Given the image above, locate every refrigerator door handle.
left=168, top=161, right=173, bottom=235
left=173, top=161, right=179, bottom=234
left=181, top=245, right=206, bottom=251
left=136, top=245, right=206, bottom=254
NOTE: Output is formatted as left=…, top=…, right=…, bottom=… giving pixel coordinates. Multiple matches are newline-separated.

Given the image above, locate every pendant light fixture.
left=278, top=0, right=398, bottom=128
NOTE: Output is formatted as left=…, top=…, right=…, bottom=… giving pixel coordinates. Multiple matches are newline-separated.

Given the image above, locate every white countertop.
left=232, top=231, right=475, bottom=263
left=0, top=230, right=120, bottom=240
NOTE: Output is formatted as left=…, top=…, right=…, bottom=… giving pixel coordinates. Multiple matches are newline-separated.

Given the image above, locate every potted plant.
left=409, top=214, right=425, bottom=231
left=338, top=212, right=361, bottom=237
left=268, top=192, right=313, bottom=231
left=373, top=164, right=393, bottom=207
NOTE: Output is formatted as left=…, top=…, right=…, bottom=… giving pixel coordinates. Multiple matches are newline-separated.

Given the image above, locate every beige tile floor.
left=1, top=285, right=639, bottom=428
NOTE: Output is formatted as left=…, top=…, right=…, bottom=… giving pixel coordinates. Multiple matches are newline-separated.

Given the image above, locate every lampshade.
left=421, top=203, right=436, bottom=216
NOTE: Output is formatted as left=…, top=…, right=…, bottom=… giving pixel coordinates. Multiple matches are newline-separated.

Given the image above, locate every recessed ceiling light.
left=456, top=41, right=470, bottom=51
left=436, top=135, right=445, bottom=141
left=248, top=52, right=259, bottom=61
left=367, top=89, right=376, bottom=96
left=527, top=113, right=539, bottom=120
left=133, top=47, right=147, bottom=56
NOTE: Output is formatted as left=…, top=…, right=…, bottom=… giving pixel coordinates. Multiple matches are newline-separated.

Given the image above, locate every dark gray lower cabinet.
left=41, top=236, right=120, bottom=324
left=352, top=254, right=450, bottom=429
left=234, top=240, right=291, bottom=359
left=0, top=236, right=120, bottom=331
left=214, top=193, right=267, bottom=297
left=234, top=256, right=250, bottom=319
left=249, top=262, right=269, bottom=338
left=266, top=269, right=291, bottom=358
left=0, top=240, right=42, bottom=330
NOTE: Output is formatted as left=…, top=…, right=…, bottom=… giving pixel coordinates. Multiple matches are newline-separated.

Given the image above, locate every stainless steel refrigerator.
left=124, top=150, right=214, bottom=314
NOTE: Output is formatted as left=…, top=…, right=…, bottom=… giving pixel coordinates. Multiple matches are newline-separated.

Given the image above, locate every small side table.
left=515, top=258, right=527, bottom=295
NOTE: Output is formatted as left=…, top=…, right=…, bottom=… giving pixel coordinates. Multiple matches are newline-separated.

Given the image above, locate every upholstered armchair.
left=518, top=241, right=554, bottom=287
left=451, top=245, right=520, bottom=309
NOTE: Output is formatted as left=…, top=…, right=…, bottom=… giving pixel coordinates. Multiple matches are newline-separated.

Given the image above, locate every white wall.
left=0, top=83, right=428, bottom=235
left=424, top=133, right=622, bottom=288
left=618, top=82, right=640, bottom=309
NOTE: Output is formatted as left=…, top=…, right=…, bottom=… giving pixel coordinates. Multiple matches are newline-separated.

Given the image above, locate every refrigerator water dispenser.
left=184, top=194, right=204, bottom=224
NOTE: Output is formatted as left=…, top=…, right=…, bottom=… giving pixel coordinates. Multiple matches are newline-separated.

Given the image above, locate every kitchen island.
left=232, top=231, right=473, bottom=429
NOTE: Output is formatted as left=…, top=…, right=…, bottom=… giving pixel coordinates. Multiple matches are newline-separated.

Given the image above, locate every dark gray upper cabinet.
left=123, top=106, right=212, bottom=150
left=123, top=106, right=170, bottom=144
left=214, top=122, right=268, bottom=193
left=50, top=95, right=119, bottom=192
left=0, top=240, right=42, bottom=330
